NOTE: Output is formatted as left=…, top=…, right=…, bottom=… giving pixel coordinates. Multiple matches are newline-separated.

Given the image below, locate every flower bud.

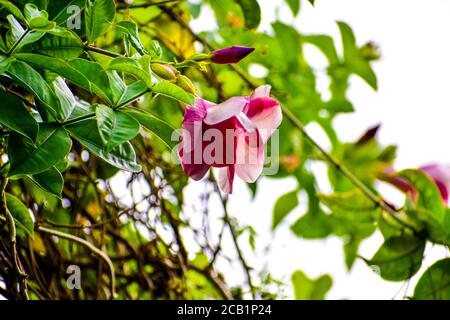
left=359, top=41, right=381, bottom=61
left=210, top=46, right=255, bottom=64
left=151, top=63, right=178, bottom=81
left=176, top=75, right=196, bottom=94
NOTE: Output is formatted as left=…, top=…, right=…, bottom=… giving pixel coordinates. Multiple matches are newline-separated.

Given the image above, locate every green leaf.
left=30, top=33, right=84, bottom=59
left=399, top=169, right=446, bottom=222
left=6, top=15, right=45, bottom=51
left=272, top=22, right=301, bottom=72
left=14, top=53, right=90, bottom=91
left=52, top=76, right=76, bottom=120
left=272, top=190, right=298, bottom=229
left=337, top=21, right=377, bottom=90
left=291, top=270, right=332, bottom=300
left=29, top=166, right=64, bottom=197
left=152, top=82, right=195, bottom=105
left=0, top=89, right=38, bottom=141
left=406, top=208, right=448, bottom=243
left=309, top=0, right=315, bottom=5
left=8, top=124, right=72, bottom=177
left=0, top=56, right=14, bottom=74
left=304, top=35, right=339, bottom=64
left=107, top=70, right=127, bottom=106
left=47, top=0, right=85, bottom=25
left=285, top=0, right=300, bottom=16
left=6, top=193, right=34, bottom=237
left=68, top=58, right=114, bottom=104
left=344, top=237, right=361, bottom=270
left=107, top=57, right=153, bottom=89
left=6, top=14, right=25, bottom=47
left=367, top=236, right=425, bottom=281
left=0, top=0, right=25, bottom=22
left=414, top=258, right=450, bottom=300
left=291, top=211, right=332, bottom=239
left=291, top=171, right=332, bottom=239
left=7, top=60, right=61, bottom=119
left=66, top=112, right=141, bottom=172
left=337, top=21, right=357, bottom=58
left=14, top=53, right=113, bottom=105
left=117, top=80, right=148, bottom=107
left=116, top=21, right=146, bottom=56
left=234, top=0, right=261, bottom=29
left=24, top=3, right=56, bottom=31
left=123, top=108, right=176, bottom=149
left=96, top=104, right=140, bottom=153
left=318, top=190, right=379, bottom=223
left=85, top=0, right=115, bottom=43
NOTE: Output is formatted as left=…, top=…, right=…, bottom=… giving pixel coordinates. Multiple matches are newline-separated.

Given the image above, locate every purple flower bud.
left=210, top=46, right=255, bottom=64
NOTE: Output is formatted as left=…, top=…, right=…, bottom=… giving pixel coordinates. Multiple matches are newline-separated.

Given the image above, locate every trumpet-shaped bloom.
left=179, top=85, right=282, bottom=193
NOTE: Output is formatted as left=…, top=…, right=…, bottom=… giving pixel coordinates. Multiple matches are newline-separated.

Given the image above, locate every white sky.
left=186, top=0, right=450, bottom=299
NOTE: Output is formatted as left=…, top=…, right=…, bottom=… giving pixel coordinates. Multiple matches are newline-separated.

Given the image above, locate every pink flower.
left=379, top=164, right=450, bottom=204
left=420, top=164, right=450, bottom=203
left=179, top=85, right=282, bottom=193
left=210, top=46, right=255, bottom=64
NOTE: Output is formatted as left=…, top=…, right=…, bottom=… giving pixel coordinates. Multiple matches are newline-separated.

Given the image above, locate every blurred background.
left=183, top=0, right=450, bottom=299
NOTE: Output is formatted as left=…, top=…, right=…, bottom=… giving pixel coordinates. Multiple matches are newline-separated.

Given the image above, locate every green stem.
left=61, top=112, right=96, bottom=127
left=84, top=45, right=122, bottom=58
left=0, top=177, right=29, bottom=299
left=117, top=0, right=182, bottom=10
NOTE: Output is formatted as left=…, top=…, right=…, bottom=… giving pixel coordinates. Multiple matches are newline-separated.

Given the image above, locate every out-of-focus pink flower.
left=379, top=164, right=450, bottom=204
left=420, top=164, right=450, bottom=204
left=210, top=46, right=255, bottom=64
left=178, top=85, right=282, bottom=194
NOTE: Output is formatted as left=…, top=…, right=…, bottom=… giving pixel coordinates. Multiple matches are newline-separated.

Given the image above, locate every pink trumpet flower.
left=380, top=164, right=450, bottom=204
left=210, top=46, right=255, bottom=64
left=179, top=85, right=282, bottom=194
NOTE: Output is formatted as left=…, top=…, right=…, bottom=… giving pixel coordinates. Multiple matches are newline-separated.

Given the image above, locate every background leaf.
left=85, top=0, right=115, bottom=43
left=367, top=236, right=425, bottom=281
left=0, top=89, right=38, bottom=141
left=272, top=190, right=298, bottom=229
left=291, top=270, right=332, bottom=300
left=234, top=0, right=261, bottom=29
left=6, top=193, right=34, bottom=237
left=414, top=258, right=450, bottom=300
left=8, top=124, right=72, bottom=176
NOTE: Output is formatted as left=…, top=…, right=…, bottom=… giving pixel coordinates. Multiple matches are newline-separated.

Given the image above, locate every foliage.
left=0, top=0, right=448, bottom=300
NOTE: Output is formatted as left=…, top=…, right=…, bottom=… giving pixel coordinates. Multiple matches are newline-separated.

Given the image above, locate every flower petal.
left=235, top=129, right=265, bottom=183
left=179, top=147, right=210, bottom=180
left=250, top=85, right=272, bottom=99
left=244, top=96, right=282, bottom=143
left=218, top=166, right=235, bottom=194
left=180, top=99, right=209, bottom=177
left=204, top=97, right=248, bottom=125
